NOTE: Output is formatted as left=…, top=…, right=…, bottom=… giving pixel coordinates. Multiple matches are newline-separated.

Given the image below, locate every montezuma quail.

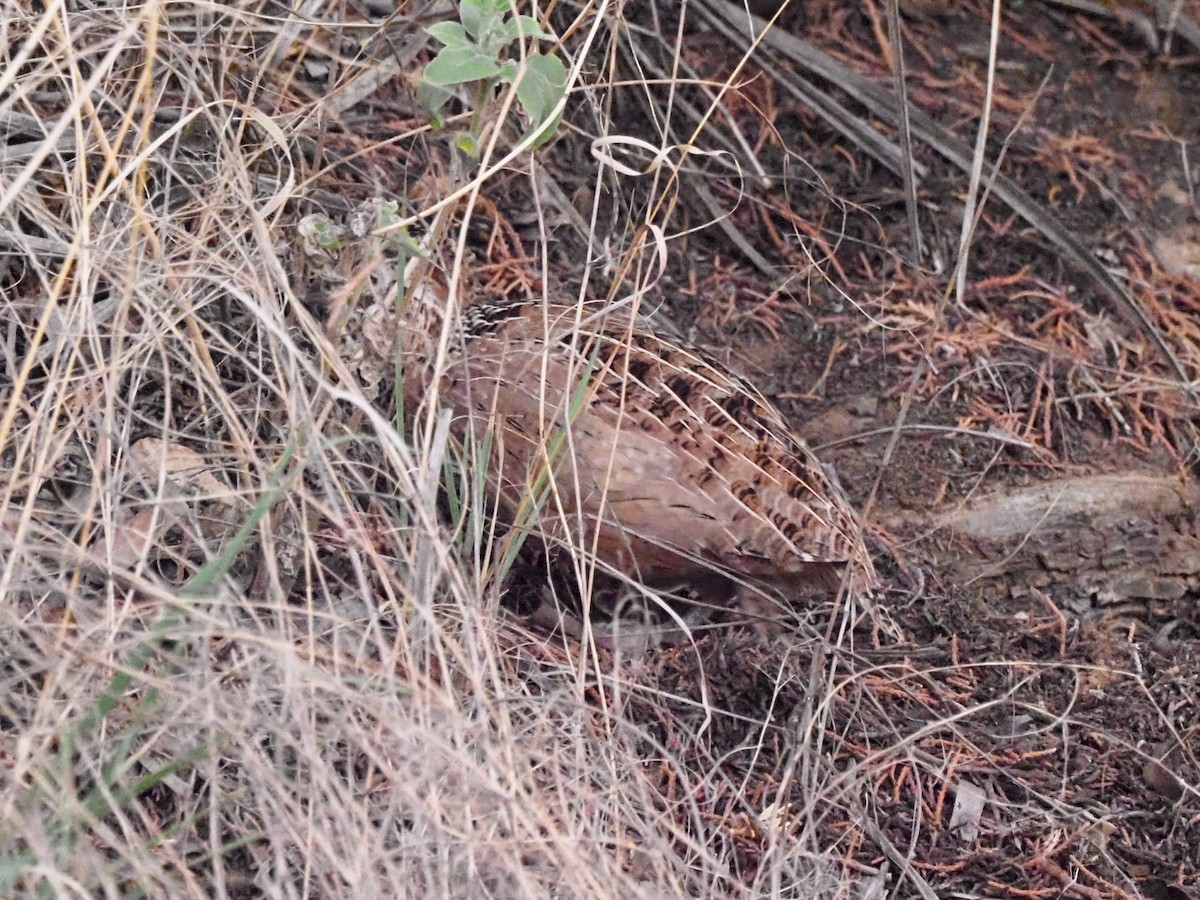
left=401, top=281, right=877, bottom=625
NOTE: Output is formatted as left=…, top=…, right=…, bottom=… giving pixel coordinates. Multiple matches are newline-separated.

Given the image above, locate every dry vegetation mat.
left=2, top=0, right=1199, bottom=897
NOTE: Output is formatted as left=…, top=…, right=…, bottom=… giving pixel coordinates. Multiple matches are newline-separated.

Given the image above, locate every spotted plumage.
left=401, top=282, right=877, bottom=623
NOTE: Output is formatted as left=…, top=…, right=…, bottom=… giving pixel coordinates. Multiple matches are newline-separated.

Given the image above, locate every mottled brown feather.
left=402, top=290, right=877, bottom=613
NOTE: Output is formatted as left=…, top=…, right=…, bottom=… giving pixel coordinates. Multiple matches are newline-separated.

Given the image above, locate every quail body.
left=402, top=285, right=877, bottom=622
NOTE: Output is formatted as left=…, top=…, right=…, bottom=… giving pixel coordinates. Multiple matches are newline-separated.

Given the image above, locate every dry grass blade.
left=884, top=0, right=923, bottom=268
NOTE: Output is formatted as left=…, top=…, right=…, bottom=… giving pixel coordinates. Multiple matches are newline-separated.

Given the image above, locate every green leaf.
left=498, top=15, right=552, bottom=45
left=423, top=46, right=501, bottom=86
left=460, top=0, right=508, bottom=42
left=417, top=80, right=454, bottom=124
left=525, top=108, right=563, bottom=150
left=456, top=129, right=481, bottom=158
left=298, top=214, right=345, bottom=251
left=513, top=52, right=567, bottom=126
left=425, top=21, right=470, bottom=47
left=516, top=15, right=552, bottom=39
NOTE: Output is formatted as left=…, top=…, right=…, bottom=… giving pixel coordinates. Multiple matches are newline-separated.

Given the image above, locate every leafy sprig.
left=419, top=0, right=567, bottom=156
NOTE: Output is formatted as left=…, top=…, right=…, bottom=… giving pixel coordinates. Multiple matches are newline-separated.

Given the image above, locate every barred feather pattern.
left=402, top=290, right=877, bottom=614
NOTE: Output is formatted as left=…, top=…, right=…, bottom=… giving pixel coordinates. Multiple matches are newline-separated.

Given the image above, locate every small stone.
left=1109, top=574, right=1187, bottom=601
left=1142, top=741, right=1185, bottom=803
left=850, top=395, right=878, bottom=418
